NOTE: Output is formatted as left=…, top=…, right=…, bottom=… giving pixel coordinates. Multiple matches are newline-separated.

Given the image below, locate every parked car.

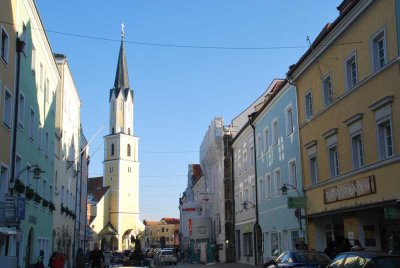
left=264, top=250, right=331, bottom=268
left=327, top=251, right=400, bottom=268
left=111, top=251, right=124, bottom=264
left=154, top=249, right=177, bottom=265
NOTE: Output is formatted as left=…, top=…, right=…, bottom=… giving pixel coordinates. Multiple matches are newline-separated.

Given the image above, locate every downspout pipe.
left=248, top=112, right=260, bottom=266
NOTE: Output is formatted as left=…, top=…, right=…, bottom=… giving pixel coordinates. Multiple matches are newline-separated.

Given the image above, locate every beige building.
left=143, top=218, right=180, bottom=248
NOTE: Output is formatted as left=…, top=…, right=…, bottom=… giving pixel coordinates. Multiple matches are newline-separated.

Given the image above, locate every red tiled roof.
left=192, top=164, right=202, bottom=179
left=144, top=221, right=158, bottom=226
left=162, top=218, right=180, bottom=224
left=88, top=177, right=109, bottom=202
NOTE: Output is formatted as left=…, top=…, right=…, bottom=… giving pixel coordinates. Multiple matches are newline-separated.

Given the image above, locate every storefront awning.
left=304, top=199, right=399, bottom=219
left=0, top=227, right=17, bottom=235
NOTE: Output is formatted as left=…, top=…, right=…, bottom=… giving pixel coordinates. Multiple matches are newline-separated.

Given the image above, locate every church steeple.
left=114, top=24, right=130, bottom=90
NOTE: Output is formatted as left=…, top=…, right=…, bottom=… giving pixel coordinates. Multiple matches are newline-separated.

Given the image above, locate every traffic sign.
left=287, top=197, right=306, bottom=209
left=17, top=198, right=25, bottom=221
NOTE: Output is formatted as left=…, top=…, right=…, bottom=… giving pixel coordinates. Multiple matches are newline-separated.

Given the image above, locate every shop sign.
left=324, top=175, right=376, bottom=204
left=287, top=197, right=306, bottom=208
left=384, top=207, right=400, bottom=220
left=4, top=195, right=16, bottom=221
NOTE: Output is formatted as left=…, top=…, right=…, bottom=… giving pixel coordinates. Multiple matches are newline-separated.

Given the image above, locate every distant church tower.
left=103, top=25, right=142, bottom=250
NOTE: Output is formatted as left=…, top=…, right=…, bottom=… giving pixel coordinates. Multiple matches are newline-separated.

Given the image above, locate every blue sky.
left=35, top=0, right=342, bottom=221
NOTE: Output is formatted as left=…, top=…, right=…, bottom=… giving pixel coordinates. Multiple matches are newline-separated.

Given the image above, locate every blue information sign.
left=17, top=197, right=25, bottom=221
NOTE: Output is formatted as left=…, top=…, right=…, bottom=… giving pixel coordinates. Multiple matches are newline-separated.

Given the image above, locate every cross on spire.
left=121, top=23, right=125, bottom=40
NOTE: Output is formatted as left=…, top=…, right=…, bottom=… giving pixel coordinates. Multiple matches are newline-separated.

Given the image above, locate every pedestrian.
left=48, top=252, right=57, bottom=268
left=53, top=252, right=67, bottom=268
left=34, top=250, right=45, bottom=268
left=341, top=238, right=352, bottom=252
left=90, top=243, right=105, bottom=268
left=324, top=241, right=338, bottom=259
left=76, top=248, right=86, bottom=268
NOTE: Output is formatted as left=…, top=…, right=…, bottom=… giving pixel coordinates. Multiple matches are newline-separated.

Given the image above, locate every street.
left=156, top=262, right=253, bottom=268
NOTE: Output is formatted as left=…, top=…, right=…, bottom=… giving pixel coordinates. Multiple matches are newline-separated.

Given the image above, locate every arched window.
left=112, top=127, right=115, bottom=134
left=127, top=144, right=131, bottom=157
left=111, top=143, right=115, bottom=156
left=128, top=128, right=131, bottom=135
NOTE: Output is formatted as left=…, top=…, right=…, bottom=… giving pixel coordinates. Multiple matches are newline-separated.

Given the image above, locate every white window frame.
left=1, top=26, right=10, bottom=64
left=31, top=43, right=36, bottom=74
left=350, top=131, right=365, bottom=169
left=258, top=178, right=264, bottom=202
left=345, top=51, right=358, bottom=90
left=250, top=146, right=255, bottom=166
left=274, top=168, right=281, bottom=196
left=272, top=119, right=278, bottom=146
left=285, top=104, right=294, bottom=136
left=257, top=133, right=262, bottom=157
left=18, top=92, right=25, bottom=128
left=0, top=164, right=9, bottom=197
left=26, top=163, right=32, bottom=187
left=371, top=27, right=387, bottom=72
left=305, top=90, right=313, bottom=119
left=288, top=159, right=297, bottom=188
left=3, top=88, right=12, bottom=128
left=243, top=150, right=248, bottom=171
left=377, top=117, right=394, bottom=160
left=323, top=74, right=333, bottom=107
left=264, top=127, right=269, bottom=152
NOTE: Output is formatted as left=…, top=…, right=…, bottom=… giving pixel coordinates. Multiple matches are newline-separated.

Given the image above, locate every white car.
left=158, top=249, right=177, bottom=265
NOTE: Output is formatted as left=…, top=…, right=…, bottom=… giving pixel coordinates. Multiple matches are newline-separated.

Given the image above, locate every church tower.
left=103, top=26, right=142, bottom=250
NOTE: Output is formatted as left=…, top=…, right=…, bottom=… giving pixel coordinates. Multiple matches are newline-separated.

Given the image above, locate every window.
left=258, top=179, right=264, bottom=202
left=1, top=27, right=9, bottom=63
left=371, top=28, right=386, bottom=71
left=323, top=75, right=333, bottom=106
left=43, top=180, right=47, bottom=200
left=274, top=169, right=281, bottom=196
left=243, top=150, right=247, bottom=171
left=244, top=188, right=249, bottom=202
left=127, top=144, right=131, bottom=157
left=109, top=167, right=113, bottom=173
left=61, top=186, right=64, bottom=205
left=305, top=92, right=313, bottom=119
left=45, top=79, right=50, bottom=103
left=3, top=89, right=12, bottom=128
left=328, top=145, right=339, bottom=177
left=351, top=133, right=364, bottom=169
left=270, top=232, right=279, bottom=256
left=239, top=191, right=243, bottom=209
left=266, top=174, right=271, bottom=199
left=345, top=53, right=357, bottom=90
left=45, top=131, right=49, bottom=157
left=243, top=233, right=253, bottom=256
left=26, top=165, right=32, bottom=187
left=264, top=128, right=269, bottom=152
left=29, top=109, right=35, bottom=140
left=309, top=155, right=318, bottom=184
left=252, top=184, right=256, bottom=204
left=250, top=146, right=255, bottom=166
left=286, top=106, right=294, bottom=135
left=18, top=93, right=25, bottom=127
left=377, top=119, right=393, bottom=159
left=21, top=24, right=27, bottom=55
left=39, top=63, right=44, bottom=90
left=128, top=167, right=131, bottom=173
left=38, top=125, right=42, bottom=150
left=31, top=44, right=36, bottom=74
left=272, top=120, right=278, bottom=146
left=49, top=185, right=53, bottom=202
left=15, top=156, right=22, bottom=184
left=257, top=134, right=262, bottom=157
left=0, top=165, right=8, bottom=195
left=289, top=161, right=297, bottom=188
left=128, top=128, right=131, bottom=135
left=111, top=143, right=115, bottom=156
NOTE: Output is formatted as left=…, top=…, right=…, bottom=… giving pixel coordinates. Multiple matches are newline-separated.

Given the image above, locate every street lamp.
left=9, top=165, right=44, bottom=192
left=280, top=183, right=305, bottom=244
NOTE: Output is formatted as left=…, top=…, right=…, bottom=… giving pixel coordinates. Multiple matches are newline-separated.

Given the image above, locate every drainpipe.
left=230, top=135, right=236, bottom=263
left=248, top=112, right=261, bottom=266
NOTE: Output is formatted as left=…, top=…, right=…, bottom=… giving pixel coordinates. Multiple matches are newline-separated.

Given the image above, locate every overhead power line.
left=1, top=19, right=362, bottom=50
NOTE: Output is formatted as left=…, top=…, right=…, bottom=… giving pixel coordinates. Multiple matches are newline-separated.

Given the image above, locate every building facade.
left=253, top=81, right=305, bottom=262
left=288, top=0, right=400, bottom=253
left=53, top=53, right=82, bottom=265
left=0, top=0, right=17, bottom=264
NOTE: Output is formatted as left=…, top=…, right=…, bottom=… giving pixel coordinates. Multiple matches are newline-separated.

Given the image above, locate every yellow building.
left=288, top=0, right=400, bottom=252
left=144, top=218, right=180, bottom=248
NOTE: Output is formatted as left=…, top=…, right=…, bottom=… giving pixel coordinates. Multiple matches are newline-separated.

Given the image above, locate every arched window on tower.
left=127, top=144, right=131, bottom=157
left=112, top=127, right=115, bottom=134
left=128, top=128, right=131, bottom=135
left=111, top=143, right=115, bottom=156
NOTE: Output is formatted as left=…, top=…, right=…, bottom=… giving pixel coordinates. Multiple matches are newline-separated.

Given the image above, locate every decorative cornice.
left=344, top=113, right=363, bottom=125
left=304, top=140, right=317, bottom=149
left=369, top=95, right=394, bottom=111
left=322, top=128, right=338, bottom=139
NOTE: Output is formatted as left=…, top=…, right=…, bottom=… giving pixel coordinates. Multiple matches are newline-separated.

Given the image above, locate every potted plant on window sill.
left=14, top=179, right=26, bottom=194
left=34, top=192, right=42, bottom=203
left=42, top=199, right=49, bottom=208
left=25, top=187, right=34, bottom=200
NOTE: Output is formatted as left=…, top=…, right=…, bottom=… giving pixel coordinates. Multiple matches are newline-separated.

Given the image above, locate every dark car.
left=327, top=251, right=400, bottom=268
left=264, top=250, right=331, bottom=268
